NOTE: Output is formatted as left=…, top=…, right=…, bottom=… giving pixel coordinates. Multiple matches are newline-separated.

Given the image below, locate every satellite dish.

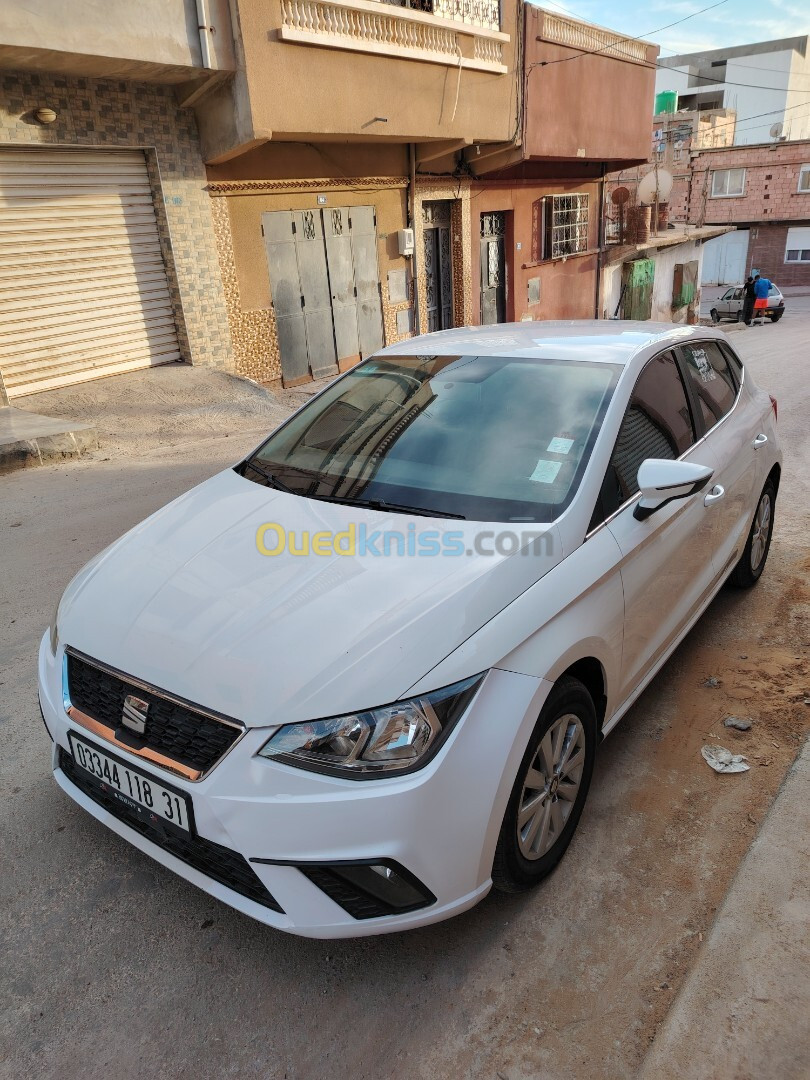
left=637, top=167, right=673, bottom=205
left=611, top=186, right=631, bottom=206
left=770, top=122, right=783, bottom=138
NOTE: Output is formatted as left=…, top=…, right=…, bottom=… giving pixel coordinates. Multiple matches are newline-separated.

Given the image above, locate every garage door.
left=700, top=230, right=749, bottom=286
left=0, top=148, right=181, bottom=398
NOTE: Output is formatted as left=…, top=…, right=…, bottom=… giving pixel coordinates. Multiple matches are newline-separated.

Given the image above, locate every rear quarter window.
left=680, top=341, right=737, bottom=429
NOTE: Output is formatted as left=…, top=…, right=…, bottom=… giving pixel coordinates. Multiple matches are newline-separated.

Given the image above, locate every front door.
left=480, top=211, right=506, bottom=325
left=599, top=350, right=718, bottom=703
left=423, top=200, right=453, bottom=333
left=621, top=258, right=655, bottom=320
left=262, top=206, right=384, bottom=385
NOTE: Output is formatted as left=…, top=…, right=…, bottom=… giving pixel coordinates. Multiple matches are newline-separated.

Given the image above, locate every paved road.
left=1, top=308, right=808, bottom=1080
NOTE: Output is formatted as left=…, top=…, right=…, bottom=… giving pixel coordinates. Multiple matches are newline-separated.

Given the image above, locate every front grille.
left=59, top=748, right=283, bottom=913
left=66, top=650, right=241, bottom=774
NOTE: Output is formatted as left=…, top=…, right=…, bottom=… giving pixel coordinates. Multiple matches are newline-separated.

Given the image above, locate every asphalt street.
left=1, top=304, right=808, bottom=1080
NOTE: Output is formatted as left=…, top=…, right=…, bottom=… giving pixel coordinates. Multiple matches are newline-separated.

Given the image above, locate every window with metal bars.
left=542, top=194, right=589, bottom=260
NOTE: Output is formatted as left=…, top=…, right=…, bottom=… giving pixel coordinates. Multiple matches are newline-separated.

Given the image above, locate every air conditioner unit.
left=398, top=228, right=415, bottom=257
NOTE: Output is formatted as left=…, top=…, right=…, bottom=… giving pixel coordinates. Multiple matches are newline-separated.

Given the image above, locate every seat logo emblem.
left=121, top=694, right=149, bottom=735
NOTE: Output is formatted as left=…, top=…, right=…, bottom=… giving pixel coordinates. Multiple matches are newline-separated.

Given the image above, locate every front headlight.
left=257, top=674, right=485, bottom=778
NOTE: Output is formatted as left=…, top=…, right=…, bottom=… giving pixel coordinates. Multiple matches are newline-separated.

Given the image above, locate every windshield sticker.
left=530, top=458, right=562, bottom=484
left=690, top=347, right=717, bottom=383
left=547, top=436, right=574, bottom=455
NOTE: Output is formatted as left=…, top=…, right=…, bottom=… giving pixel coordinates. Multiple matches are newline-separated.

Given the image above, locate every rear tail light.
left=770, top=395, right=778, bottom=422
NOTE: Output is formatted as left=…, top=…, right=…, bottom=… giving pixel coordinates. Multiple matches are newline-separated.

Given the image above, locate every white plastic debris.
left=701, top=745, right=750, bottom=773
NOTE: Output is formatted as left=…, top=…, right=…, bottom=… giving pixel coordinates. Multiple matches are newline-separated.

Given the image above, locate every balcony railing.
left=279, top=0, right=509, bottom=74
left=382, top=0, right=500, bottom=33
left=540, top=12, right=649, bottom=64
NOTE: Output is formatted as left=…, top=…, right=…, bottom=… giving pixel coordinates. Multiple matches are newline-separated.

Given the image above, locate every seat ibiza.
left=39, top=322, right=781, bottom=938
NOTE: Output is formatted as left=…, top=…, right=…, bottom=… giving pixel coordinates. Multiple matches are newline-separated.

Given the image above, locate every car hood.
left=58, top=468, right=563, bottom=727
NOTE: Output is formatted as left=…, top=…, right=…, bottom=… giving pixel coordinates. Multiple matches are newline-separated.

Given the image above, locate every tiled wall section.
left=210, top=195, right=279, bottom=383
left=0, top=69, right=234, bottom=371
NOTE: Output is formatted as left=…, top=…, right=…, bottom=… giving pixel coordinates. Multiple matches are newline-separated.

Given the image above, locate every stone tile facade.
left=413, top=178, right=473, bottom=335
left=0, top=69, right=234, bottom=372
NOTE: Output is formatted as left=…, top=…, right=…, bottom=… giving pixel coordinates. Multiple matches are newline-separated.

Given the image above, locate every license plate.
left=68, top=733, right=192, bottom=833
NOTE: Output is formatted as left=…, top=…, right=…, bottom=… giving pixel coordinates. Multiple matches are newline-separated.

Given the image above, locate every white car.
left=39, top=322, right=781, bottom=938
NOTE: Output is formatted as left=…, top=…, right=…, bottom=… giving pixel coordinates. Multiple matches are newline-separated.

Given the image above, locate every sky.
left=532, top=0, right=810, bottom=56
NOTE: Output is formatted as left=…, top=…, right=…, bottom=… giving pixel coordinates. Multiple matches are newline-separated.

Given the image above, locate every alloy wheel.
left=516, top=713, right=586, bottom=860
left=750, top=492, right=771, bottom=572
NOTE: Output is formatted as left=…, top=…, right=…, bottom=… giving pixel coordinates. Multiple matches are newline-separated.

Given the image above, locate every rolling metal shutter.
left=0, top=148, right=181, bottom=398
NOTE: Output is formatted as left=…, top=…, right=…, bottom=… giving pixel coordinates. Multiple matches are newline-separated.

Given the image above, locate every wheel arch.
left=767, top=462, right=781, bottom=495
left=556, top=657, right=608, bottom=732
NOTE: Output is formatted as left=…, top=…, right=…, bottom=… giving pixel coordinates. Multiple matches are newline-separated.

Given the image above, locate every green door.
left=621, top=258, right=655, bottom=320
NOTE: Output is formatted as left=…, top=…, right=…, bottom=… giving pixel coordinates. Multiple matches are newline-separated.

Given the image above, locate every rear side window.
left=680, top=341, right=737, bottom=429
left=590, top=352, right=696, bottom=527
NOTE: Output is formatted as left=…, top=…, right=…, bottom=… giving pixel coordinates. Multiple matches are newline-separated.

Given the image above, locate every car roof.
left=376, top=320, right=726, bottom=366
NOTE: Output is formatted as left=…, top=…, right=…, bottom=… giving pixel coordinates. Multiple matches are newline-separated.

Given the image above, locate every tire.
left=492, top=676, right=597, bottom=893
left=729, top=479, right=776, bottom=588
left=710, top=309, right=720, bottom=324
left=736, top=309, right=745, bottom=322
left=770, top=312, right=783, bottom=323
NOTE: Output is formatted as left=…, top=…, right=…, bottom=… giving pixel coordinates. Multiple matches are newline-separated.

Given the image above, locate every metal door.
left=422, top=200, right=453, bottom=332
left=347, top=205, right=384, bottom=359
left=263, top=206, right=383, bottom=384
left=621, top=258, right=655, bottom=320
left=480, top=212, right=506, bottom=325
left=323, top=206, right=360, bottom=368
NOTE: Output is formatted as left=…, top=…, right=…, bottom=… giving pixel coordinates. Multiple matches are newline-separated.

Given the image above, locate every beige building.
left=0, top=0, right=236, bottom=400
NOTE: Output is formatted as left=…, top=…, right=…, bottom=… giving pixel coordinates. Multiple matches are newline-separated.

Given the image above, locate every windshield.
left=241, top=354, right=619, bottom=522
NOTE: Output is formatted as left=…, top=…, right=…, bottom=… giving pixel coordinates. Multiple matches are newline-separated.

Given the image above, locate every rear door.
left=675, top=339, right=762, bottom=579
left=598, top=351, right=719, bottom=702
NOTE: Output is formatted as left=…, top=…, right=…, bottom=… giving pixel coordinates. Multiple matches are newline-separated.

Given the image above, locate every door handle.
left=704, top=484, right=725, bottom=506
left=752, top=433, right=768, bottom=449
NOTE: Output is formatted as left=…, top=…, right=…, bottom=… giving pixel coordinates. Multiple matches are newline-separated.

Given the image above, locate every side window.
left=733, top=288, right=743, bottom=300
left=680, top=341, right=738, bottom=429
left=718, top=340, right=743, bottom=388
left=722, top=289, right=734, bottom=300
left=589, top=352, right=696, bottom=529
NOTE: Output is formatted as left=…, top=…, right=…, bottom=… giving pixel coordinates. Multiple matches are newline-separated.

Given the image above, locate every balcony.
left=278, top=0, right=509, bottom=74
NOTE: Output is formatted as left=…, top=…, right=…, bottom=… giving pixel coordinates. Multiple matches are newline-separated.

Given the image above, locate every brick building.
left=687, top=140, right=810, bottom=288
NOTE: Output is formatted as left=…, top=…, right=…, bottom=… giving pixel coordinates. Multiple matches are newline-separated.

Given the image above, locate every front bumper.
left=39, top=633, right=550, bottom=938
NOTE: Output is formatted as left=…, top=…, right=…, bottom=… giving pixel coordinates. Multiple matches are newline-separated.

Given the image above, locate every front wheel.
left=729, top=479, right=776, bottom=588
left=710, top=309, right=720, bottom=324
left=492, top=677, right=597, bottom=893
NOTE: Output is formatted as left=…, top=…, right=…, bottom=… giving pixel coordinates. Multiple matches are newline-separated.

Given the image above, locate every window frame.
left=586, top=348, right=699, bottom=535
left=673, top=339, right=742, bottom=440
left=542, top=192, right=590, bottom=260
left=710, top=168, right=746, bottom=198
left=798, top=163, right=810, bottom=194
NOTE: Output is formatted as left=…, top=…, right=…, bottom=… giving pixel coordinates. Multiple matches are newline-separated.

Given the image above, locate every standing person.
left=753, top=273, right=772, bottom=324
left=741, top=275, right=756, bottom=325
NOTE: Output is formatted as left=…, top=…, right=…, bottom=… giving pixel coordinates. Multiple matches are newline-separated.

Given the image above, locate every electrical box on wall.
left=398, top=228, right=415, bottom=257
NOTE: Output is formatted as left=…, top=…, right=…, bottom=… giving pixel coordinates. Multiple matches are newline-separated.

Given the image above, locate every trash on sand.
left=701, top=745, right=750, bottom=773
left=724, top=716, right=752, bottom=731
left=703, top=677, right=721, bottom=689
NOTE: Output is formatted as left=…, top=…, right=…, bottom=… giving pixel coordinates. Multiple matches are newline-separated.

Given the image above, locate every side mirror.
left=634, top=458, right=714, bottom=521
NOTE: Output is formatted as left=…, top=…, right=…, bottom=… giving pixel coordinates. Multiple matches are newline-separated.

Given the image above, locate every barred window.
left=543, top=194, right=589, bottom=259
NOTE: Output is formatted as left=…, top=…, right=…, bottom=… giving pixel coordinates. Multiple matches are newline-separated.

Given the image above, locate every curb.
left=0, top=425, right=99, bottom=475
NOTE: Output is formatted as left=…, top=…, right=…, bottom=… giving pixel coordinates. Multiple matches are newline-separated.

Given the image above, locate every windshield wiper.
left=241, top=460, right=296, bottom=493
left=307, top=493, right=466, bottom=520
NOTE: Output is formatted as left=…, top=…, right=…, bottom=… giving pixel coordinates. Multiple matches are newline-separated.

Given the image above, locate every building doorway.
left=480, top=211, right=507, bottom=324
left=422, top=200, right=454, bottom=333
left=262, top=205, right=384, bottom=385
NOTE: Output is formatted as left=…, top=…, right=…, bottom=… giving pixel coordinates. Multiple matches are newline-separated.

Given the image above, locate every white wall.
left=655, top=47, right=804, bottom=146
